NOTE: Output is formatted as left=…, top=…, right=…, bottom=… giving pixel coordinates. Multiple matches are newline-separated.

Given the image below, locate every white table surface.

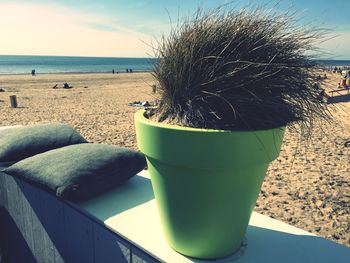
left=71, top=171, right=350, bottom=262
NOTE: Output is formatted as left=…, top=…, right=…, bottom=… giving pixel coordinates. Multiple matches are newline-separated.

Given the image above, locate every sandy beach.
left=0, top=72, right=349, bottom=247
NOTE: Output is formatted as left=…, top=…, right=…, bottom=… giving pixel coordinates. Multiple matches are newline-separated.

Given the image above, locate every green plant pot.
left=135, top=110, right=285, bottom=259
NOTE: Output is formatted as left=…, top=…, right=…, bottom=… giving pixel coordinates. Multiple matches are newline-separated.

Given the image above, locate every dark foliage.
left=151, top=6, right=330, bottom=132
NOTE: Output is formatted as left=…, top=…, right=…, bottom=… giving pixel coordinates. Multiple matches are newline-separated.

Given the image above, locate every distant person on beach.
left=63, top=83, right=72, bottom=89
left=31, top=69, right=36, bottom=76
left=341, top=76, right=347, bottom=88
left=112, top=69, right=115, bottom=74
left=126, top=69, right=129, bottom=73
left=129, top=68, right=133, bottom=73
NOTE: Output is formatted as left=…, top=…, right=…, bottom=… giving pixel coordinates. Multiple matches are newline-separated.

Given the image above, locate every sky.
left=0, top=0, right=349, bottom=59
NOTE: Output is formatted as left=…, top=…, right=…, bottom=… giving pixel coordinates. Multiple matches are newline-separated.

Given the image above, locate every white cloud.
left=318, top=31, right=350, bottom=60
left=0, top=3, right=154, bottom=57
left=0, top=3, right=347, bottom=60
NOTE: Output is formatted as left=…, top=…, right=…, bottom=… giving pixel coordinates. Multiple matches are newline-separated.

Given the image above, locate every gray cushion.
left=4, top=143, right=146, bottom=201
left=0, top=124, right=87, bottom=163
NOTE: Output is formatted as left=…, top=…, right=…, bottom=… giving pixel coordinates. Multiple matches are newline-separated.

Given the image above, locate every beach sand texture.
left=0, top=72, right=349, bottom=247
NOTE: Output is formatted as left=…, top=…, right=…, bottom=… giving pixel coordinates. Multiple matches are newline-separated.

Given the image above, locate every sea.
left=0, top=55, right=156, bottom=75
left=317, top=60, right=350, bottom=68
left=0, top=55, right=349, bottom=75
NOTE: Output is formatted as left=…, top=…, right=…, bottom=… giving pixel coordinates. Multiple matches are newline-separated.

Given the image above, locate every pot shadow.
left=191, top=225, right=350, bottom=262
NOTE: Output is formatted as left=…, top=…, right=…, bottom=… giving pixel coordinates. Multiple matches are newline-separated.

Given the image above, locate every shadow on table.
left=75, top=175, right=155, bottom=221
left=192, top=225, right=350, bottom=263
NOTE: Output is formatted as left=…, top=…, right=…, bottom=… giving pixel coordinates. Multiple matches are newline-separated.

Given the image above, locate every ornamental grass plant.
left=150, top=5, right=330, bottom=132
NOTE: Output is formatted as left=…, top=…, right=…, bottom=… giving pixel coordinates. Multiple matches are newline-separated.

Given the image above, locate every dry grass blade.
left=150, top=5, right=331, bottom=134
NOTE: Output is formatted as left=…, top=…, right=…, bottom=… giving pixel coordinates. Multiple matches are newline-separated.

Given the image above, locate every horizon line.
left=0, top=54, right=156, bottom=59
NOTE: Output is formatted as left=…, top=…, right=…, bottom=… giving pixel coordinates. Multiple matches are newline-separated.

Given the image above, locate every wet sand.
left=0, top=71, right=349, bottom=247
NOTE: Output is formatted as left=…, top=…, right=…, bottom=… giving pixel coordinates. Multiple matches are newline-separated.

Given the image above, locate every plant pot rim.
left=135, top=109, right=285, bottom=133
left=135, top=109, right=285, bottom=168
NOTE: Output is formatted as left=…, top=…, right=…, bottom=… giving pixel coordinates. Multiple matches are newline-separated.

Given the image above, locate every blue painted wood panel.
left=0, top=172, right=162, bottom=263
left=94, top=222, right=131, bottom=262
left=64, top=204, right=94, bottom=263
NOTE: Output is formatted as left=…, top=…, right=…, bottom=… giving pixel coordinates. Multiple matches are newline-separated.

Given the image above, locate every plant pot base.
left=147, top=156, right=268, bottom=259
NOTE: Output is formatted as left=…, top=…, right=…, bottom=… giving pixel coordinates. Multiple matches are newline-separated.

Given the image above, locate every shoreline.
left=0, top=65, right=348, bottom=77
